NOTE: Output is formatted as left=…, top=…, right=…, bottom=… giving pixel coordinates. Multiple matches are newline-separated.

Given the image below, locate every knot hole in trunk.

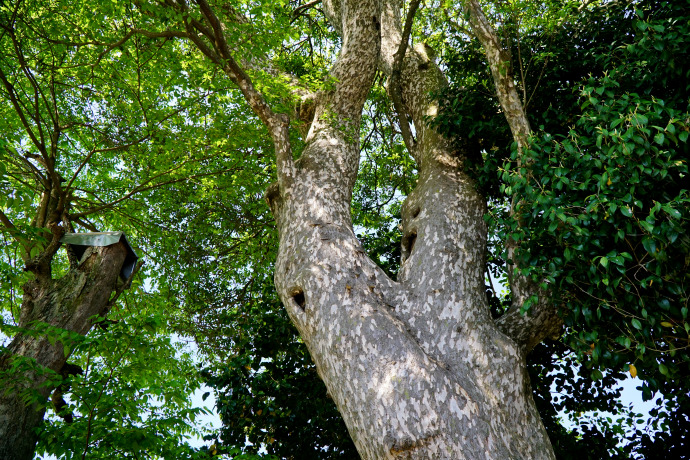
left=402, top=230, right=417, bottom=261
left=290, top=288, right=306, bottom=311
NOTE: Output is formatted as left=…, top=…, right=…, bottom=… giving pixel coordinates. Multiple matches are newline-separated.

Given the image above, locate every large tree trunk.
left=264, top=1, right=557, bottom=458
left=0, top=242, right=127, bottom=460
left=165, top=0, right=561, bottom=456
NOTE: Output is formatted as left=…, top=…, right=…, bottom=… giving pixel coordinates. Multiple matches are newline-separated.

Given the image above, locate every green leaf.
left=642, top=237, right=657, bottom=255
left=639, top=221, right=654, bottom=233
left=665, top=207, right=681, bottom=219
left=599, top=256, right=609, bottom=268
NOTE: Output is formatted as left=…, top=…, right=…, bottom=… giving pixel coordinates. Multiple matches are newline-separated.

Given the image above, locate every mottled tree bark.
left=166, top=0, right=562, bottom=456
left=262, top=0, right=557, bottom=458
left=0, top=242, right=127, bottom=460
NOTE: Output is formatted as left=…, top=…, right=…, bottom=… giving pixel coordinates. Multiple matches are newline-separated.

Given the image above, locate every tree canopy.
left=1, top=0, right=689, bottom=458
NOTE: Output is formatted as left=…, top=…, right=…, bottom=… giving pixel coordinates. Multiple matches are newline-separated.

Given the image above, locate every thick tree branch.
left=496, top=302, right=563, bottom=354
left=379, top=0, right=457, bottom=170
left=0, top=210, right=30, bottom=262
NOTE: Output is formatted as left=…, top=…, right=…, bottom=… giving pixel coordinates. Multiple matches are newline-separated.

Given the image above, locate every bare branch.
left=71, top=217, right=99, bottom=233
left=444, top=10, right=472, bottom=37
left=389, top=0, right=421, bottom=157
left=70, top=164, right=234, bottom=219
left=7, top=28, right=54, bottom=154
left=64, top=133, right=151, bottom=193
left=4, top=148, right=48, bottom=187
left=464, top=0, right=531, bottom=152
left=0, top=68, right=45, bottom=158
left=292, top=0, right=322, bottom=18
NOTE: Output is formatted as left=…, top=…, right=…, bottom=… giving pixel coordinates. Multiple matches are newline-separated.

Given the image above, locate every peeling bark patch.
left=389, top=431, right=440, bottom=456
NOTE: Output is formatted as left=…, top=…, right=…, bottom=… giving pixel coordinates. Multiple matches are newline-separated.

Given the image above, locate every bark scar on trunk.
left=401, top=230, right=417, bottom=262
left=264, top=182, right=282, bottom=214
left=387, top=430, right=441, bottom=457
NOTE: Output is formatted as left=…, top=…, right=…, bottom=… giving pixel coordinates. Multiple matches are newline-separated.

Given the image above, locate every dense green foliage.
left=200, top=279, right=357, bottom=459
left=36, top=311, right=208, bottom=460
left=1, top=0, right=689, bottom=458
left=435, top=0, right=690, bottom=457
left=0, top=0, right=249, bottom=457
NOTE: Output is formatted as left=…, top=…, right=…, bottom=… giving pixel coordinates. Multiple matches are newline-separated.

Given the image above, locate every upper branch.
left=388, top=0, right=420, bottom=158
left=194, top=0, right=278, bottom=129
left=152, top=0, right=296, bottom=190
left=379, top=0, right=454, bottom=170
left=0, top=67, right=46, bottom=158
left=320, top=0, right=381, bottom=122
left=70, top=155, right=228, bottom=219
left=464, top=0, right=530, bottom=152
left=0, top=210, right=31, bottom=262
left=462, top=0, right=562, bottom=352
left=292, top=0, right=322, bottom=20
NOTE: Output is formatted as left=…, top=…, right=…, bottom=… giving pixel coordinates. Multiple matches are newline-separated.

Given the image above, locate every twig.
left=292, top=0, right=322, bottom=19
left=389, top=0, right=421, bottom=158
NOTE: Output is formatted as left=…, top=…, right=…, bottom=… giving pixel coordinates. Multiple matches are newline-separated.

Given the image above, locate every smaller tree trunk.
left=0, top=242, right=127, bottom=460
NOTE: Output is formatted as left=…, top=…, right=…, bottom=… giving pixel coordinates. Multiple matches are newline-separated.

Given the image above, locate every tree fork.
left=169, top=0, right=558, bottom=455
left=259, top=1, right=558, bottom=458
